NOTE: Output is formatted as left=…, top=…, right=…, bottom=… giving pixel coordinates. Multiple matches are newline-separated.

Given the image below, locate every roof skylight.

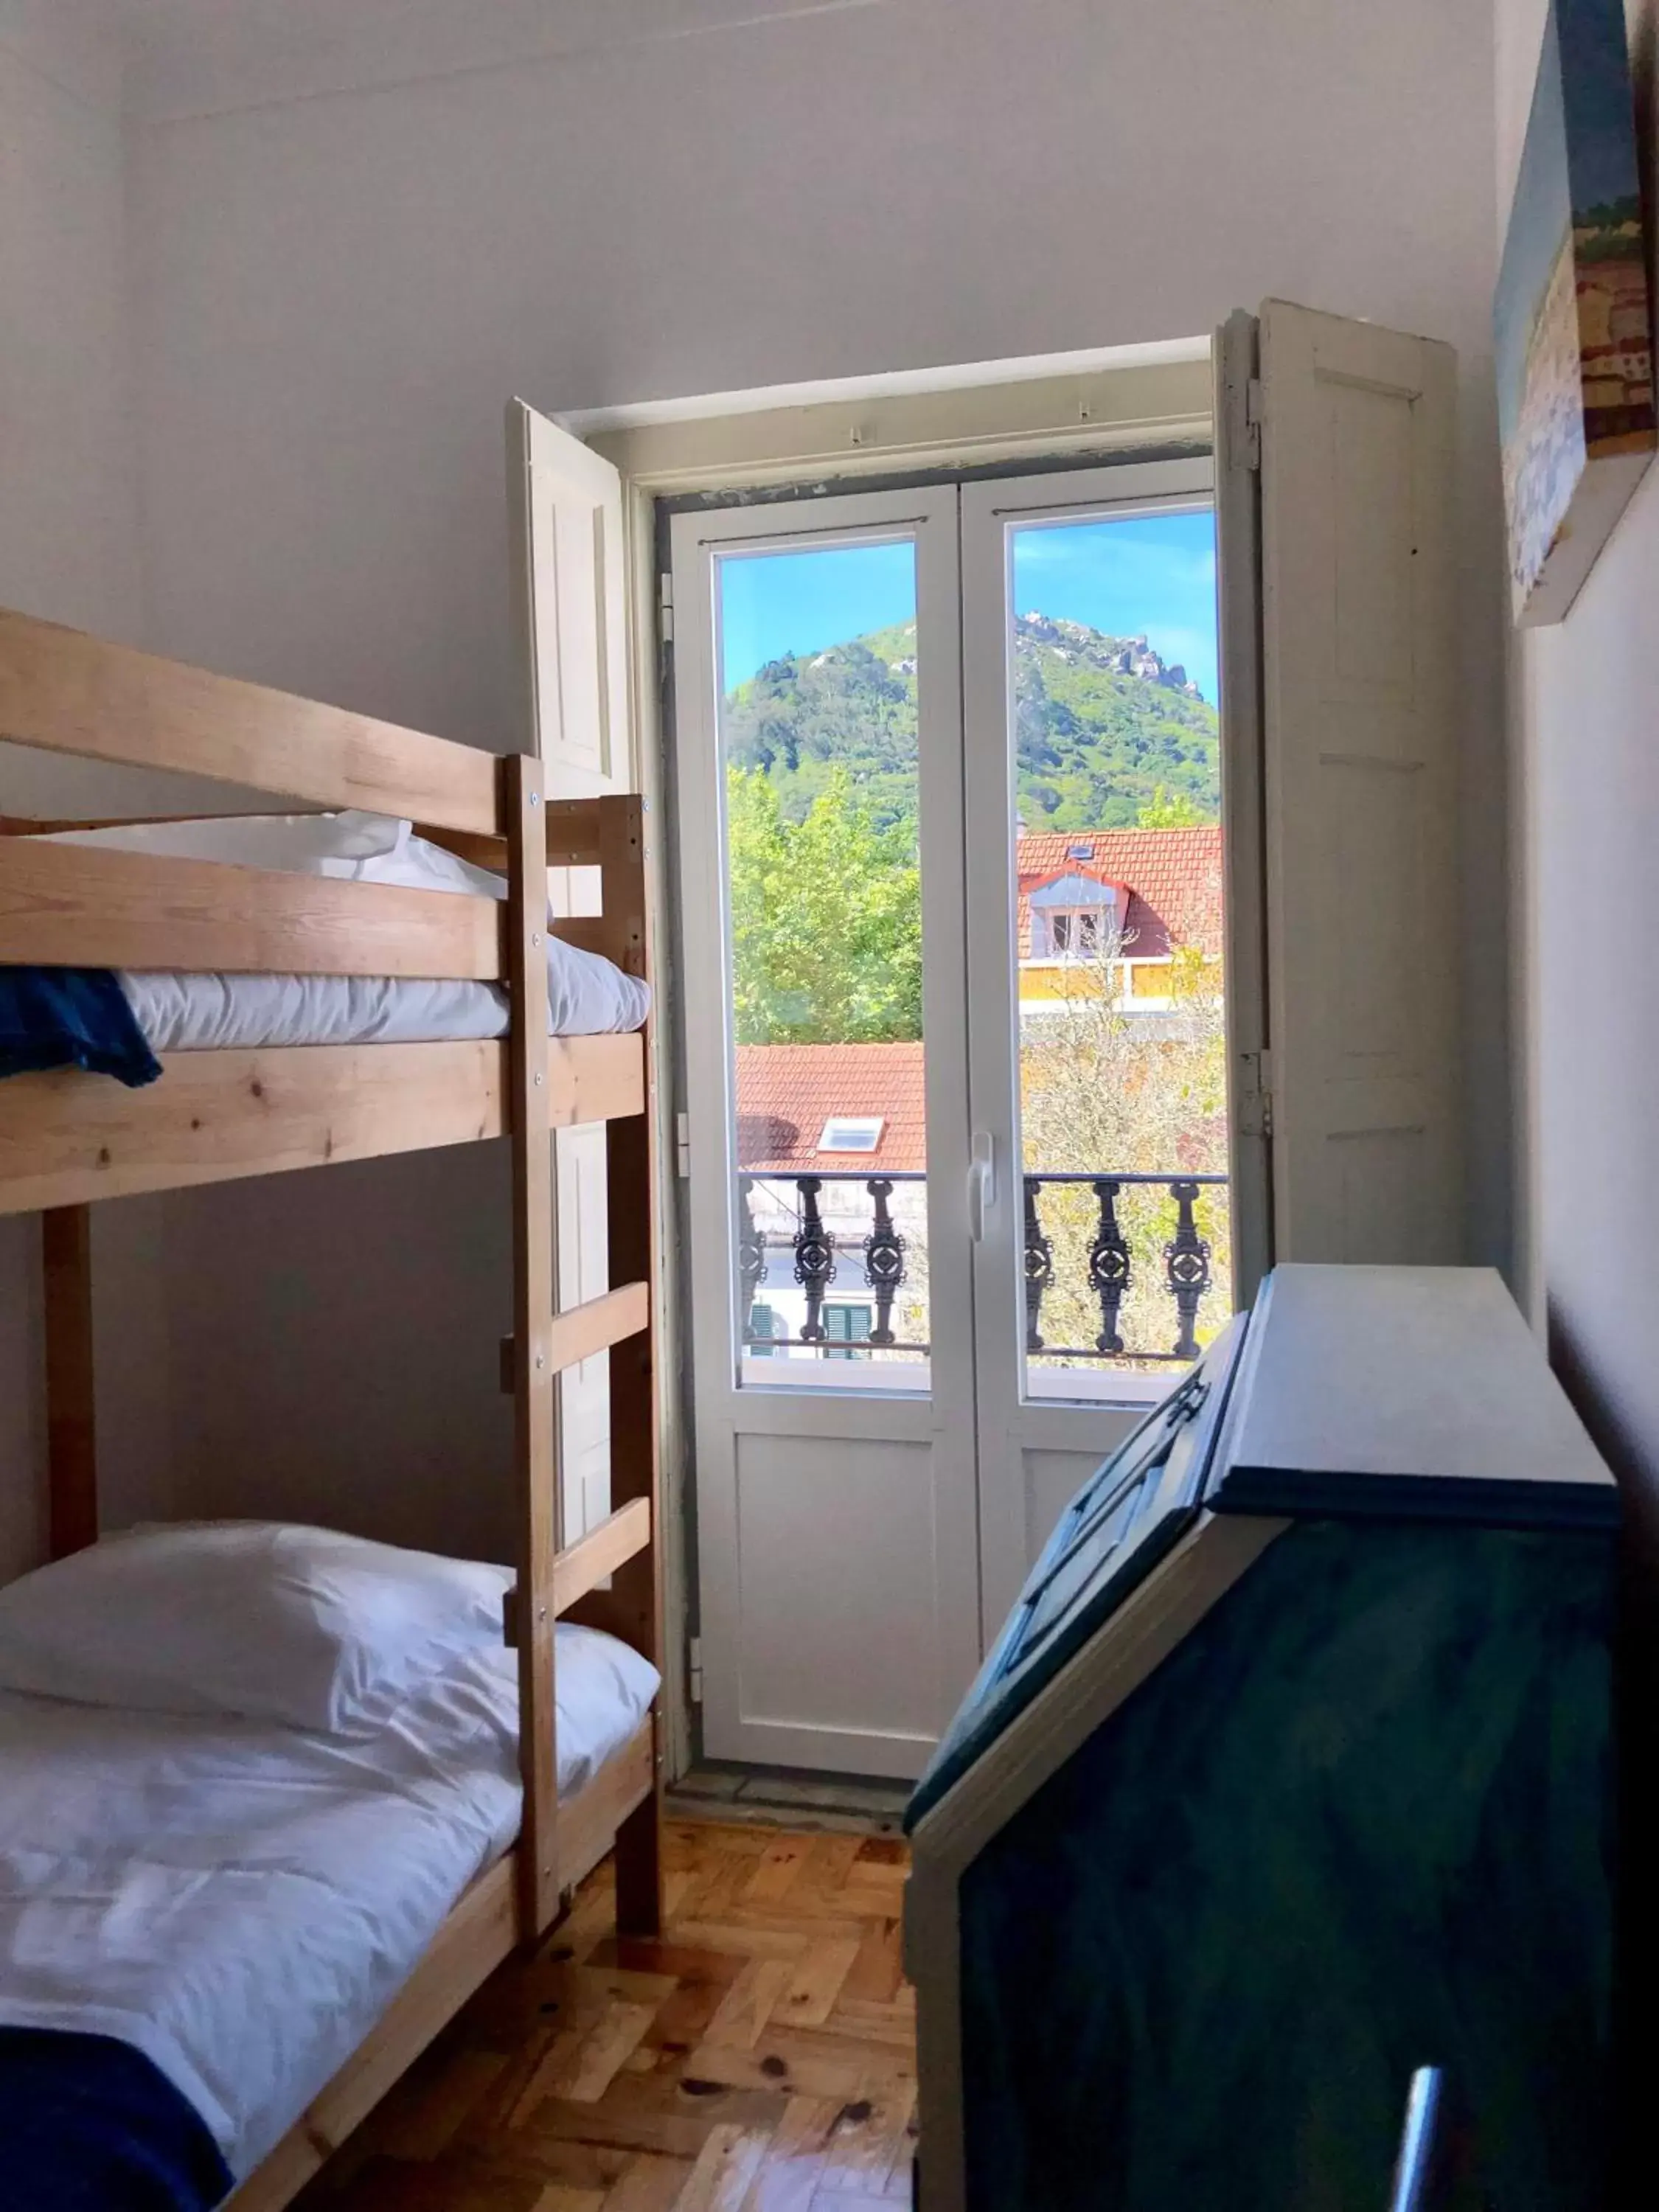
left=818, top=1116, right=885, bottom=1153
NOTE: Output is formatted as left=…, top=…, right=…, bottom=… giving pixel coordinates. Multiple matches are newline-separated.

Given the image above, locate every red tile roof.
left=735, top=1042, right=928, bottom=1174
left=1016, top=826, right=1222, bottom=959
left=733, top=832, right=1221, bottom=1173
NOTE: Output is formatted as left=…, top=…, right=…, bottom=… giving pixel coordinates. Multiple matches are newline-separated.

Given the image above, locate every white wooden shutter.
left=1212, top=310, right=1273, bottom=1307
left=1255, top=301, right=1464, bottom=1262
left=508, top=400, right=629, bottom=795
left=507, top=399, right=634, bottom=1543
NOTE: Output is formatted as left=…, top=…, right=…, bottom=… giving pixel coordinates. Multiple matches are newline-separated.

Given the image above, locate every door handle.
left=967, top=1132, right=996, bottom=1243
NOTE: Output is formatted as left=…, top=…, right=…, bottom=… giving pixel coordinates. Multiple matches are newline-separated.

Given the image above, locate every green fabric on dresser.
left=957, top=1520, right=1613, bottom=2212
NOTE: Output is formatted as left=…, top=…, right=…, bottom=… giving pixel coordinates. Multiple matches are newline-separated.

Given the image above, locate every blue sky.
left=717, top=507, right=1219, bottom=704
left=719, top=538, right=917, bottom=692
left=1495, top=0, right=1643, bottom=442
left=1012, top=510, right=1218, bottom=703
left=1495, top=2, right=1571, bottom=443
left=1559, top=0, right=1644, bottom=212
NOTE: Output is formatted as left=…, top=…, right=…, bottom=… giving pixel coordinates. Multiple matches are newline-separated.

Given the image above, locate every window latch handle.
left=968, top=1132, right=996, bottom=1243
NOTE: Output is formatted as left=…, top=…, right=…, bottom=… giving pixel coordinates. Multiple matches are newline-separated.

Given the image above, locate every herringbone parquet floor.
left=299, top=1821, right=917, bottom=2211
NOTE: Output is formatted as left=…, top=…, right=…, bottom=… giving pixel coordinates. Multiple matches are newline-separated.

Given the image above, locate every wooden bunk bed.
left=0, top=606, right=663, bottom=2210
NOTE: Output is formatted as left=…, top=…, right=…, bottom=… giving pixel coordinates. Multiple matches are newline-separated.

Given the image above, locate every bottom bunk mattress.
left=0, top=1624, right=658, bottom=2201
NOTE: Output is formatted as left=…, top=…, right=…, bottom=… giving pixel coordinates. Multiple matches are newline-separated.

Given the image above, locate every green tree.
left=726, top=766, right=922, bottom=1044
left=1137, top=785, right=1211, bottom=828
left=1019, top=929, right=1232, bottom=1364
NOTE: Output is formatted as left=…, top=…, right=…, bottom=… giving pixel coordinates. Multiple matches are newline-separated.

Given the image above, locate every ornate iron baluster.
left=737, top=1176, right=767, bottom=1338
left=1164, top=1178, right=1214, bottom=1360
left=793, top=1176, right=836, bottom=1343
left=1023, top=1178, right=1056, bottom=1352
left=863, top=1179, right=906, bottom=1346
left=1088, top=1178, right=1132, bottom=1354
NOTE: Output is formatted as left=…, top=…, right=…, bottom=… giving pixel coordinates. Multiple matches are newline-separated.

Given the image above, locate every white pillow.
left=50, top=811, right=504, bottom=900
left=0, top=1522, right=514, bottom=1734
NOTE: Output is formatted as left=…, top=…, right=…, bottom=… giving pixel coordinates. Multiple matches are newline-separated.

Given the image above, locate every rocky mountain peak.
left=1015, top=611, right=1203, bottom=699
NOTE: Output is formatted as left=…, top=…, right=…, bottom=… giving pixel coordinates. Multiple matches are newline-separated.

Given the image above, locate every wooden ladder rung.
left=555, top=1495, right=652, bottom=1617
left=499, top=1280, right=650, bottom=1391
left=502, top=1496, right=653, bottom=1644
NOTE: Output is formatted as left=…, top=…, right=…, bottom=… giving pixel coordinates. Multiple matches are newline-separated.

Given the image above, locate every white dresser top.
left=1211, top=1265, right=1616, bottom=1523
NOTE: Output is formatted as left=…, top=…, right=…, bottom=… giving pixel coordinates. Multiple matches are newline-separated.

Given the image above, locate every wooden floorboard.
left=294, top=1823, right=916, bottom=2211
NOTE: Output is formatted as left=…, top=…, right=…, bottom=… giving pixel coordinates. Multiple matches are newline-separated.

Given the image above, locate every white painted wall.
left=0, top=1, right=172, bottom=1581
left=128, top=0, right=1506, bottom=751
left=0, top=1, right=137, bottom=643
left=1495, top=0, right=1659, bottom=1522
left=1, top=0, right=1510, bottom=1563
left=161, top=1144, right=519, bottom=1565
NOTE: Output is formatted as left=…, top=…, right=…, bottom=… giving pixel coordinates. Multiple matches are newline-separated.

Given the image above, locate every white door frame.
left=589, top=358, right=1213, bottom=1781
left=670, top=486, right=982, bottom=1778
left=959, top=456, right=1228, bottom=1638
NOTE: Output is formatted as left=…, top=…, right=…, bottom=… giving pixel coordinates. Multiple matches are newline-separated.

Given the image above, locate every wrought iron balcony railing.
left=737, top=1168, right=1225, bottom=1365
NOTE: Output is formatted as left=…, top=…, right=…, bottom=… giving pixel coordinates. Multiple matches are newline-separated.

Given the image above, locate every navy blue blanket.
left=0, top=968, right=161, bottom=1087
left=0, top=2030, right=232, bottom=2210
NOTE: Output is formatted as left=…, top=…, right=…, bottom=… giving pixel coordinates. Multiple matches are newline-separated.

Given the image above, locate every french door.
left=960, top=461, right=1224, bottom=1637
left=673, top=487, right=980, bottom=1778
left=672, top=459, right=1227, bottom=1776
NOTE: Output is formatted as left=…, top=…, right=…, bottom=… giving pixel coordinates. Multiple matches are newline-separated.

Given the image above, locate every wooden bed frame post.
left=597, top=795, right=664, bottom=1938
left=608, top=1105, right=663, bottom=1939
left=41, top=1204, right=98, bottom=1559
left=504, top=752, right=561, bottom=1942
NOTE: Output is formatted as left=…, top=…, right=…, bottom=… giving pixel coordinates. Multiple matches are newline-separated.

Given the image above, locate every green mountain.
left=723, top=612, right=1220, bottom=832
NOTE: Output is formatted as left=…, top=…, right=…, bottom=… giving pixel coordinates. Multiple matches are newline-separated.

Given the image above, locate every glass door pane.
left=714, top=536, right=932, bottom=1392
left=1003, top=507, right=1233, bottom=1404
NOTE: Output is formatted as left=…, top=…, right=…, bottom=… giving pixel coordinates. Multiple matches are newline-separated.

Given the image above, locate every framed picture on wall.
left=1495, top=0, right=1655, bottom=625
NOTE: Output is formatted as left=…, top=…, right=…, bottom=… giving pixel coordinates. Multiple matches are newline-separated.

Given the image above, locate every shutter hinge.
left=1239, top=1048, right=1273, bottom=1139
left=1243, top=377, right=1263, bottom=471
left=675, top=1110, right=691, bottom=1178
left=688, top=1635, right=703, bottom=1704
left=658, top=571, right=675, bottom=645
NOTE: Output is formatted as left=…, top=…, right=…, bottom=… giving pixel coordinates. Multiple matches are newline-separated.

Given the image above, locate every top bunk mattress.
left=116, top=944, right=645, bottom=1053
left=2, top=810, right=648, bottom=1077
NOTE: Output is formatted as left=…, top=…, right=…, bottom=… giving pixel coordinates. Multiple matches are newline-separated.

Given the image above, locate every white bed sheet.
left=44, top=810, right=650, bottom=1049
left=0, top=1625, right=658, bottom=2182
left=118, top=939, right=648, bottom=1054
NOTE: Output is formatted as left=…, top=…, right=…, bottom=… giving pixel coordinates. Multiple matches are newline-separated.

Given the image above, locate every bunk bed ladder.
left=504, top=752, right=562, bottom=1941
left=597, top=794, right=663, bottom=1938
left=504, top=773, right=663, bottom=1944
